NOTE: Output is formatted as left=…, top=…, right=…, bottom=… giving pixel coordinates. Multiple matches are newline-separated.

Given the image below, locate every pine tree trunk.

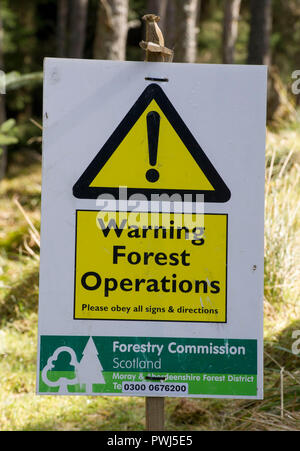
left=222, top=0, right=241, bottom=64
left=164, top=0, right=176, bottom=49
left=146, top=0, right=168, bottom=18
left=68, top=0, right=88, bottom=58
left=93, top=0, right=129, bottom=61
left=146, top=0, right=168, bottom=36
left=174, top=0, right=199, bottom=63
left=247, top=0, right=272, bottom=65
left=0, top=11, right=6, bottom=181
left=56, top=0, right=68, bottom=57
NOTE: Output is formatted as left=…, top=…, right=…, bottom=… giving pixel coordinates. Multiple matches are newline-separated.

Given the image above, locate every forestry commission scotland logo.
left=40, top=337, right=105, bottom=394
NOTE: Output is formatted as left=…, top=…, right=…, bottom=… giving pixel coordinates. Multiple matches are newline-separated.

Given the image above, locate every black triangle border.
left=73, top=83, right=231, bottom=203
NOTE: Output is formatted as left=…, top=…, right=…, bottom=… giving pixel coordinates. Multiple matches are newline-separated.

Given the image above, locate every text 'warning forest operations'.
left=74, top=211, right=228, bottom=323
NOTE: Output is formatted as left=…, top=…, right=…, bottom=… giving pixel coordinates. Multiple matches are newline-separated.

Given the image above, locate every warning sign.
left=37, top=59, right=266, bottom=399
left=73, top=83, right=231, bottom=203
left=38, top=335, right=258, bottom=397
left=74, top=211, right=228, bottom=322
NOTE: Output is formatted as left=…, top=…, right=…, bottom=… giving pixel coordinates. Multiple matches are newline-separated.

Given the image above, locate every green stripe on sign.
left=39, top=336, right=257, bottom=396
left=40, top=336, right=257, bottom=374
left=100, top=337, right=257, bottom=374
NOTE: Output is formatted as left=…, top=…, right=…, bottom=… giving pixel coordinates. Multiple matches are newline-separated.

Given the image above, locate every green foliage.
left=5, top=71, right=43, bottom=92
left=3, top=71, right=43, bottom=117
left=271, top=0, right=300, bottom=82
left=0, top=118, right=18, bottom=154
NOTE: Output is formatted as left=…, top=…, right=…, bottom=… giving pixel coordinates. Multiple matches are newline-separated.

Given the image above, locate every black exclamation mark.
left=146, top=111, right=160, bottom=183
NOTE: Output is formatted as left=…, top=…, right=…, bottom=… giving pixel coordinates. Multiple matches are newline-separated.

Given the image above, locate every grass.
left=0, top=126, right=300, bottom=430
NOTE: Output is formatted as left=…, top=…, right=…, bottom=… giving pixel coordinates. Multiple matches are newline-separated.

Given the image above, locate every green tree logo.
left=41, top=337, right=105, bottom=394
left=77, top=337, right=105, bottom=394
left=41, top=346, right=79, bottom=394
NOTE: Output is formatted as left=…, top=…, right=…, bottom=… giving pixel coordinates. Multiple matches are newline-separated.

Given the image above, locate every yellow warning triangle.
left=90, top=99, right=213, bottom=191
left=73, top=84, right=230, bottom=202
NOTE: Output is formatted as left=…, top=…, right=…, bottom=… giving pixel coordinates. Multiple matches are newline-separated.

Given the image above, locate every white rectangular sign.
left=37, top=58, right=266, bottom=398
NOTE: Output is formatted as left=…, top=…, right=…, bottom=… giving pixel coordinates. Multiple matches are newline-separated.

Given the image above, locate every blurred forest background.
left=0, top=0, right=299, bottom=431
left=1, top=0, right=300, bottom=176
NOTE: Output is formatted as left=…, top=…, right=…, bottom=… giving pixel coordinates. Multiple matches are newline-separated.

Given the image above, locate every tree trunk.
left=68, top=0, right=88, bottom=58
left=0, top=10, right=6, bottom=180
left=146, top=0, right=168, bottom=19
left=247, top=0, right=272, bottom=65
left=222, top=0, right=241, bottom=64
left=174, top=0, right=199, bottom=63
left=93, top=0, right=129, bottom=61
left=164, top=0, right=176, bottom=49
left=56, top=0, right=69, bottom=57
left=146, top=0, right=168, bottom=36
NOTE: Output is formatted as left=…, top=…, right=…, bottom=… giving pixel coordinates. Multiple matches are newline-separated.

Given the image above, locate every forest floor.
left=0, top=123, right=299, bottom=431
